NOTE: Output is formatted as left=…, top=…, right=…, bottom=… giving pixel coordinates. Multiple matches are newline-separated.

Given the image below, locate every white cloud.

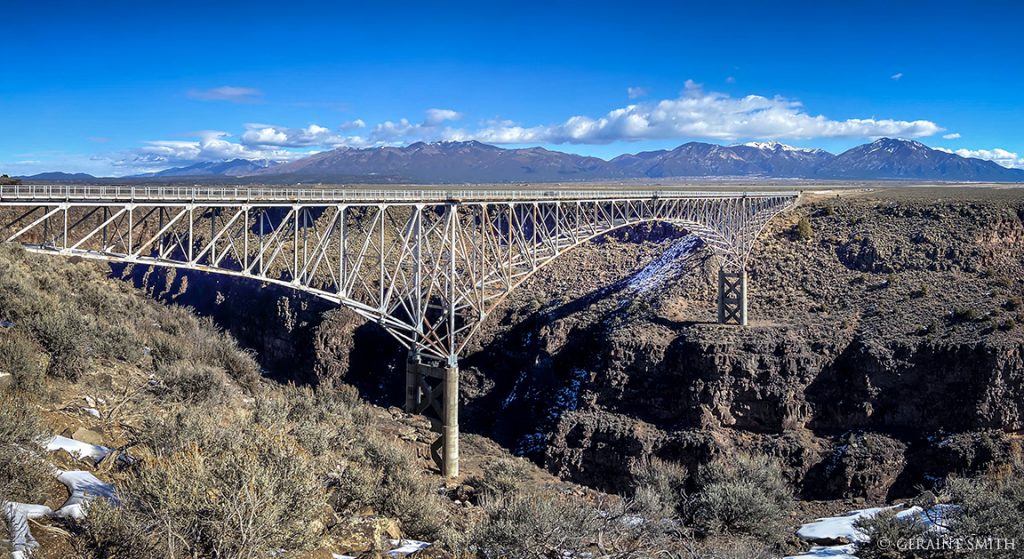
left=240, top=123, right=361, bottom=148
left=942, top=132, right=961, bottom=140
left=187, top=86, right=262, bottom=103
left=936, top=147, right=1024, bottom=169
left=463, top=81, right=943, bottom=144
left=340, top=119, right=366, bottom=130
left=627, top=86, right=649, bottom=99
left=51, top=82, right=950, bottom=175
left=725, top=76, right=736, bottom=84
left=120, top=131, right=303, bottom=173
left=891, top=73, right=903, bottom=81
left=423, top=108, right=462, bottom=126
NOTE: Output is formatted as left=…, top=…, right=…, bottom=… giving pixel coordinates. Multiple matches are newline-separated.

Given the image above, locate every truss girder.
left=1, top=190, right=797, bottom=363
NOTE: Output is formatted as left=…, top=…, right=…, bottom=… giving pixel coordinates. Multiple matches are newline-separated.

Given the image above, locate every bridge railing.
left=0, top=184, right=799, bottom=204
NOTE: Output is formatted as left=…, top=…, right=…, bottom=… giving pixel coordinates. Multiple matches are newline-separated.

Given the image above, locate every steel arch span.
left=1, top=185, right=797, bottom=363
left=1, top=185, right=799, bottom=476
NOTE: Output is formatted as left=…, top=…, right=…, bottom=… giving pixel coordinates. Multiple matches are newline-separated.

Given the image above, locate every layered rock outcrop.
left=123, top=191, right=1024, bottom=502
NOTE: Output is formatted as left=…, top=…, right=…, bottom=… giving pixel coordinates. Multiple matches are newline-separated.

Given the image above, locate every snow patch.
left=45, top=435, right=113, bottom=464
left=623, top=235, right=702, bottom=297
left=741, top=141, right=823, bottom=154
left=785, top=544, right=858, bottom=559
left=795, top=506, right=893, bottom=544
left=53, top=470, right=119, bottom=520
left=788, top=504, right=955, bottom=559
left=387, top=539, right=431, bottom=556
left=3, top=502, right=47, bottom=557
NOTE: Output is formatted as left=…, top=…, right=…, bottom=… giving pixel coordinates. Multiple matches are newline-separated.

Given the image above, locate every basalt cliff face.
left=124, top=190, right=1024, bottom=502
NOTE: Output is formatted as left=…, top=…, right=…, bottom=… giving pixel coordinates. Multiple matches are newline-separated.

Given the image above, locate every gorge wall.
left=119, top=189, right=1024, bottom=502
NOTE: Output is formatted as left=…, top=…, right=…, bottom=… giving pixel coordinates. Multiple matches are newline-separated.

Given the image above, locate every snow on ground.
left=795, top=506, right=894, bottom=544
left=623, top=235, right=702, bottom=297
left=52, top=470, right=119, bottom=520
left=327, top=539, right=430, bottom=559
left=787, top=504, right=956, bottom=559
left=3, top=502, right=50, bottom=558
left=786, top=543, right=859, bottom=559
left=387, top=539, right=431, bottom=556
left=45, top=435, right=113, bottom=464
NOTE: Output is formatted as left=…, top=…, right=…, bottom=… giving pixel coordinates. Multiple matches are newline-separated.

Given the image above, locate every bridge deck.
left=0, top=184, right=799, bottom=204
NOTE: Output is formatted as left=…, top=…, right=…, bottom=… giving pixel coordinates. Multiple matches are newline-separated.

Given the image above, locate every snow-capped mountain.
left=739, top=141, right=827, bottom=154
left=134, top=159, right=279, bottom=178
left=820, top=138, right=1023, bottom=181
left=24, top=139, right=1022, bottom=184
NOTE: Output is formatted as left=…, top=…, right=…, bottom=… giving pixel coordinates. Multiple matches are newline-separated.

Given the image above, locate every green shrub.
left=328, top=434, right=447, bottom=539
left=630, top=456, right=688, bottom=519
left=253, top=384, right=370, bottom=458
left=0, top=400, right=52, bottom=504
left=0, top=329, right=47, bottom=394
left=470, top=457, right=533, bottom=499
left=856, top=478, right=1024, bottom=559
left=688, top=453, right=794, bottom=539
left=854, top=508, right=937, bottom=559
left=943, top=477, right=1024, bottom=558
left=795, top=217, right=813, bottom=240
left=952, top=308, right=979, bottom=322
left=151, top=362, right=231, bottom=405
left=79, top=411, right=328, bottom=559
left=472, top=491, right=676, bottom=559
left=71, top=500, right=159, bottom=559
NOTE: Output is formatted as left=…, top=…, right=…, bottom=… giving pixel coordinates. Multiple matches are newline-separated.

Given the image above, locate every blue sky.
left=2, top=0, right=1022, bottom=176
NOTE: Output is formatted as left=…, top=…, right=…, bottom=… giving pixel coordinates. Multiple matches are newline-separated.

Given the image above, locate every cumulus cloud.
left=240, top=123, right=362, bottom=148
left=462, top=82, right=942, bottom=144
left=891, top=73, right=903, bottom=81
left=942, top=132, right=961, bottom=140
left=627, top=86, right=649, bottom=99
left=340, top=119, right=366, bottom=130
left=87, top=82, right=948, bottom=175
left=187, top=86, right=263, bottom=103
left=936, top=147, right=1024, bottom=169
left=423, top=108, right=462, bottom=126
left=118, top=131, right=302, bottom=173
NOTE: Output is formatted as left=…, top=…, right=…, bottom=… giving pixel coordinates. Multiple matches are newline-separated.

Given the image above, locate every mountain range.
left=14, top=138, right=1024, bottom=183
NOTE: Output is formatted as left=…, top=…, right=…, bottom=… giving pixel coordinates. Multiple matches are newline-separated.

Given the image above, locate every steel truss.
left=2, top=185, right=798, bottom=476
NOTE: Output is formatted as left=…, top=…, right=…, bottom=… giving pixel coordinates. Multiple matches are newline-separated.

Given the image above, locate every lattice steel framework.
left=1, top=185, right=797, bottom=364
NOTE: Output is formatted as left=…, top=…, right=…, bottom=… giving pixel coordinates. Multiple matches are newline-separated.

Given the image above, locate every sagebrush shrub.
left=470, top=457, right=532, bottom=499
left=472, top=490, right=677, bottom=559
left=0, top=329, right=47, bottom=394
left=76, top=411, right=327, bottom=559
left=329, top=434, right=447, bottom=539
left=0, top=400, right=52, bottom=504
left=688, top=452, right=794, bottom=539
left=630, top=456, right=688, bottom=519
left=151, top=361, right=231, bottom=404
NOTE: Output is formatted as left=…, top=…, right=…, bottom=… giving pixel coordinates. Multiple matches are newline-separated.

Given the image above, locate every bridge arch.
left=1, top=184, right=799, bottom=477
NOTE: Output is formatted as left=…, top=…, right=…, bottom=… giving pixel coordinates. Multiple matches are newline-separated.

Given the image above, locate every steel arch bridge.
left=0, top=184, right=798, bottom=476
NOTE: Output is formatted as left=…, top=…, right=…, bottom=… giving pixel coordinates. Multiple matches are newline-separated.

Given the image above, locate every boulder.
left=71, top=427, right=106, bottom=447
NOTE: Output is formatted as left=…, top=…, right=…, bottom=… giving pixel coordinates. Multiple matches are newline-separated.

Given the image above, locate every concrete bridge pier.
left=717, top=268, right=748, bottom=325
left=405, top=352, right=460, bottom=478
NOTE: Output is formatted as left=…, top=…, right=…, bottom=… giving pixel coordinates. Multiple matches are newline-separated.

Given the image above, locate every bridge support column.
left=405, top=351, right=460, bottom=478
left=717, top=269, right=747, bottom=325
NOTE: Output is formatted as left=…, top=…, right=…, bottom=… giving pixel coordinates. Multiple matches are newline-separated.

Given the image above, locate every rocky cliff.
left=124, top=188, right=1024, bottom=503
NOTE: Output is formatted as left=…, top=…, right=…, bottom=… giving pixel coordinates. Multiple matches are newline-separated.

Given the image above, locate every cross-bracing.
left=0, top=184, right=799, bottom=476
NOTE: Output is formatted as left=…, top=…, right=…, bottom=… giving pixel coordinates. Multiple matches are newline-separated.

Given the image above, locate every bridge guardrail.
left=0, top=184, right=799, bottom=204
